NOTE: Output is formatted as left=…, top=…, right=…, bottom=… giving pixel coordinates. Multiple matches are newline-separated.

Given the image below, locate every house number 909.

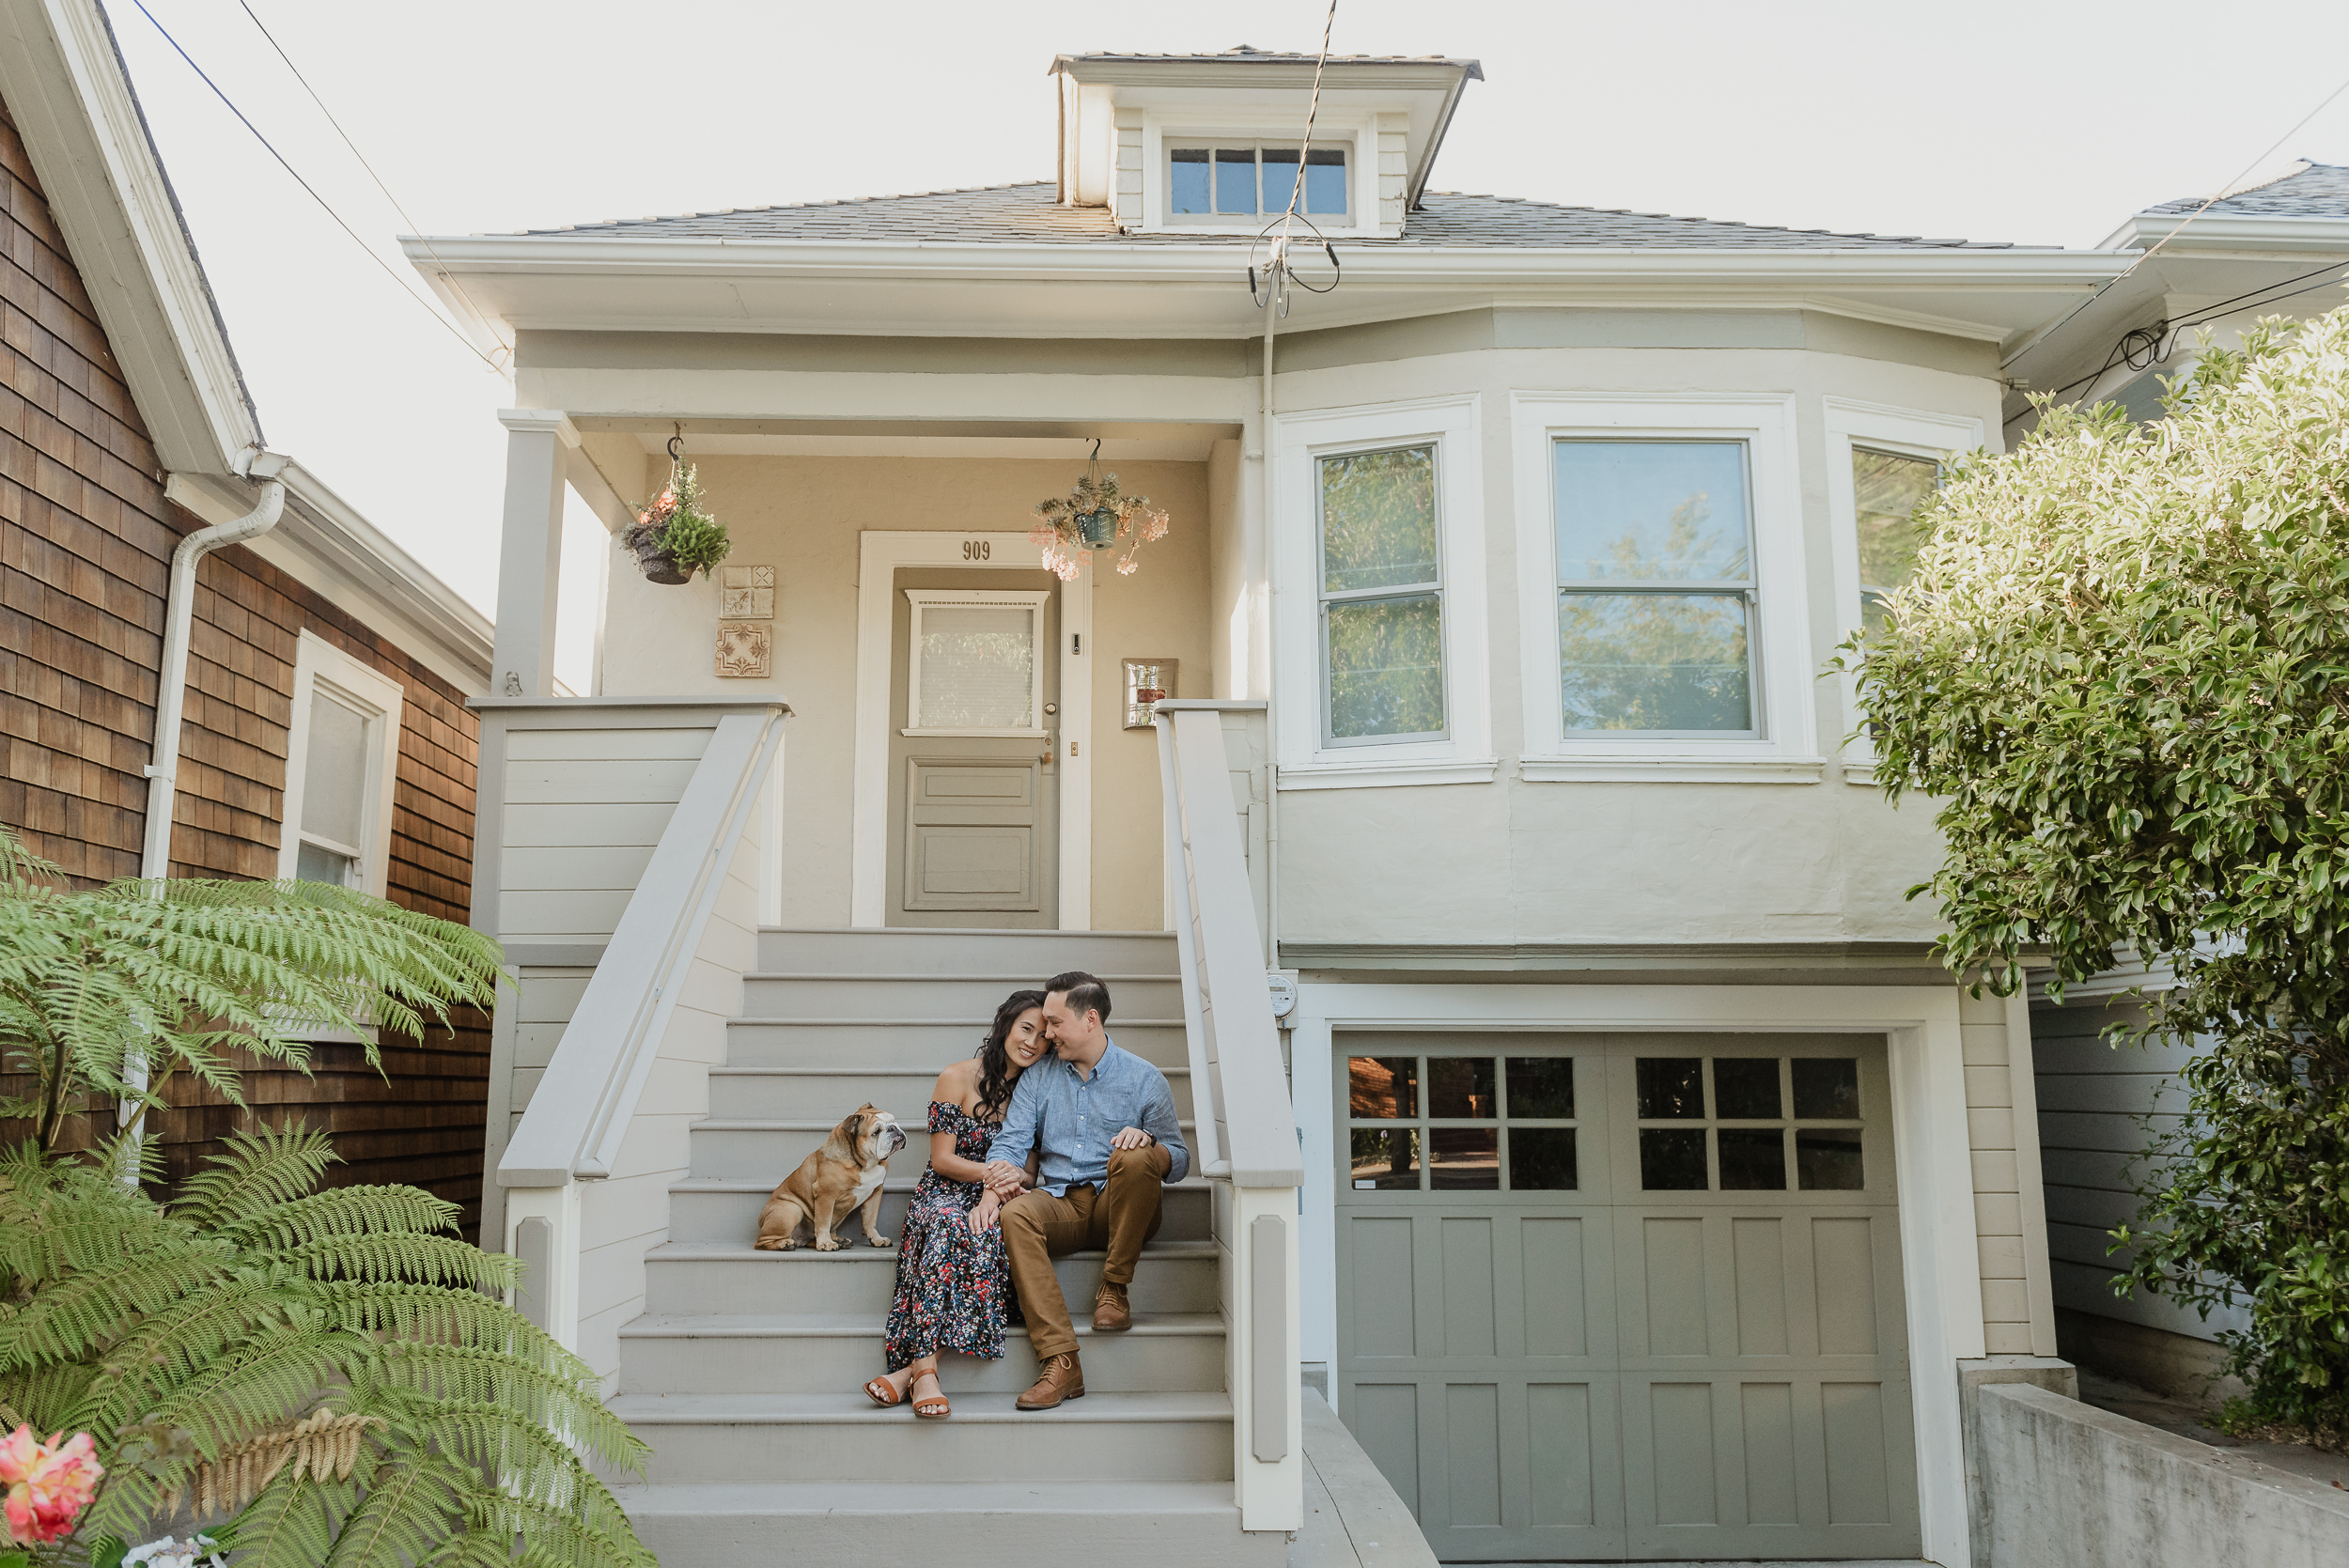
left=962, top=540, right=991, bottom=561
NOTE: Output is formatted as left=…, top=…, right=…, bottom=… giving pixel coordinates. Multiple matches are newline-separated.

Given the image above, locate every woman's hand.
left=969, top=1191, right=1003, bottom=1234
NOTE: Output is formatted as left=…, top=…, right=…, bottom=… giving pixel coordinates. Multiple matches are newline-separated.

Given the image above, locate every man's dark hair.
left=1045, top=970, right=1112, bottom=1026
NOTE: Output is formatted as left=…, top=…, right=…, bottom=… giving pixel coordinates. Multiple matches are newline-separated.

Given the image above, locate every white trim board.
left=278, top=628, right=405, bottom=897
left=850, top=531, right=1093, bottom=928
left=1290, top=980, right=1983, bottom=1568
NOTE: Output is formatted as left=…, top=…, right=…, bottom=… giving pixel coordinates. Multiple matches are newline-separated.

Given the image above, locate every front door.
left=885, top=570, right=1059, bottom=929
left=1334, top=1032, right=1920, bottom=1561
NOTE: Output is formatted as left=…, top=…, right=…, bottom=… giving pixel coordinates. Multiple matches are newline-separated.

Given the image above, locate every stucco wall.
left=596, top=453, right=1212, bottom=929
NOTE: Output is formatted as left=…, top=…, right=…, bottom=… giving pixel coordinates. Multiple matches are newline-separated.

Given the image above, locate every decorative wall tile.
left=715, top=621, right=771, bottom=679
left=720, top=564, right=775, bottom=620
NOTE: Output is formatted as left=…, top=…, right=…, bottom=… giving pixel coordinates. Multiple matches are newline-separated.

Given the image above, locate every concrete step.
left=617, top=1312, right=1227, bottom=1394
left=610, top=1390, right=1234, bottom=1483
left=610, top=1481, right=1281, bottom=1568
left=745, top=970, right=1185, bottom=1018
left=723, top=1017, right=1190, bottom=1071
left=760, top=926, right=1179, bottom=975
left=703, top=1063, right=1195, bottom=1121
left=690, top=1118, right=1199, bottom=1182
left=644, top=1240, right=1221, bottom=1316
left=665, top=1175, right=1212, bottom=1244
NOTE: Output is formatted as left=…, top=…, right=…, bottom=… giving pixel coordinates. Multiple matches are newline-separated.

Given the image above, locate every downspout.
left=127, top=446, right=290, bottom=1173
left=1260, top=292, right=1282, bottom=962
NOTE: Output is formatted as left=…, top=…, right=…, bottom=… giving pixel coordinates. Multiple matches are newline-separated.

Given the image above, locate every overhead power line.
left=127, top=0, right=507, bottom=374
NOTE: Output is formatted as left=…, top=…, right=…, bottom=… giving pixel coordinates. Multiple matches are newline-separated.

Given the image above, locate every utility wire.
left=234, top=0, right=511, bottom=365
left=128, top=0, right=507, bottom=374
left=2041, top=259, right=2349, bottom=403
left=2004, top=70, right=2349, bottom=374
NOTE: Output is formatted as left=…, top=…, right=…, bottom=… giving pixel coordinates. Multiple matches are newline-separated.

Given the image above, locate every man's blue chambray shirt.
left=986, top=1039, right=1190, bottom=1194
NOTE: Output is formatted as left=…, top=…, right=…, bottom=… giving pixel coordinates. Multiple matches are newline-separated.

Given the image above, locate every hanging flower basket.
left=1031, top=442, right=1169, bottom=580
left=623, top=435, right=732, bottom=584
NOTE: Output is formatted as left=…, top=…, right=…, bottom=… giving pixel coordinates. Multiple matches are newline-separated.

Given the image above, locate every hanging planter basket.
left=623, top=431, right=733, bottom=585
left=1030, top=441, right=1170, bottom=580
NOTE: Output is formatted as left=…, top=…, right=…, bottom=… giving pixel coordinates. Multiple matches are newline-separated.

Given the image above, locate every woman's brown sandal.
left=862, top=1375, right=902, bottom=1408
left=910, top=1369, right=950, bottom=1419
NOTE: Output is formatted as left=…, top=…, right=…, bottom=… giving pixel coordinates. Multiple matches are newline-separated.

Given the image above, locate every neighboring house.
left=2008, top=164, right=2349, bottom=1394
left=0, top=0, right=497, bottom=1234
left=412, top=46, right=2132, bottom=1566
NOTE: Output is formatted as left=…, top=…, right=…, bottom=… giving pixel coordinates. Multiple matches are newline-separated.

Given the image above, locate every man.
left=984, top=970, right=1189, bottom=1410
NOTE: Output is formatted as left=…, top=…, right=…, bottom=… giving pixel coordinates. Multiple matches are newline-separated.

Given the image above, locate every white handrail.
left=499, top=706, right=786, bottom=1186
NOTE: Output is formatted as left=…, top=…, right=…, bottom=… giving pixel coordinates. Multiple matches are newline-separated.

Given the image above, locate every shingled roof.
left=518, top=181, right=2004, bottom=249
left=2143, top=161, right=2349, bottom=220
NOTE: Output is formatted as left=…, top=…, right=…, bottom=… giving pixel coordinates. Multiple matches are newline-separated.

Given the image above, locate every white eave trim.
left=2100, top=210, right=2349, bottom=256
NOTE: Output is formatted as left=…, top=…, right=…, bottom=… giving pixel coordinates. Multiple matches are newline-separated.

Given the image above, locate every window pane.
left=1304, top=147, right=1346, bottom=214
left=1349, top=1056, right=1417, bottom=1119
left=1170, top=147, right=1211, bottom=213
left=1430, top=1127, right=1499, bottom=1189
left=1427, top=1058, right=1497, bottom=1119
left=1559, top=591, right=1750, bottom=732
left=1505, top=1058, right=1575, bottom=1119
left=1640, top=1127, right=1708, bottom=1189
left=1351, top=1127, right=1420, bottom=1189
left=1215, top=147, right=1256, bottom=214
left=1555, top=441, right=1750, bottom=582
left=295, top=839, right=356, bottom=888
left=916, top=605, right=1034, bottom=728
left=1508, top=1127, right=1578, bottom=1190
left=301, top=691, right=368, bottom=849
left=1797, top=1129, right=1865, bottom=1190
left=1718, top=1128, right=1788, bottom=1190
left=1321, top=447, right=1438, bottom=593
left=1713, top=1058, right=1781, bottom=1120
left=1328, top=596, right=1445, bottom=739
left=1853, top=448, right=1937, bottom=637
left=1262, top=147, right=1300, bottom=215
left=1792, top=1059, right=1861, bottom=1120
left=1637, top=1058, right=1704, bottom=1119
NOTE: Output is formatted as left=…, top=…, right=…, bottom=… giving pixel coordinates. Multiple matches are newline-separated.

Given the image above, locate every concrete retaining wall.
left=1977, top=1382, right=2349, bottom=1567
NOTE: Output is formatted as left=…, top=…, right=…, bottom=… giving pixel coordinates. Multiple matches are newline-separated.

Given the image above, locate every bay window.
left=1319, top=445, right=1444, bottom=744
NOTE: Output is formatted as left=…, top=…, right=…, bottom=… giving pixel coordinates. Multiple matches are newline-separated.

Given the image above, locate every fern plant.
left=0, top=1127, right=653, bottom=1566
left=0, top=825, right=500, bottom=1155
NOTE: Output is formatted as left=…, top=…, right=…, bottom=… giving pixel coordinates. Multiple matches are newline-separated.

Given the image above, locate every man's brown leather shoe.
left=1092, top=1281, right=1132, bottom=1332
left=1017, top=1352, right=1085, bottom=1410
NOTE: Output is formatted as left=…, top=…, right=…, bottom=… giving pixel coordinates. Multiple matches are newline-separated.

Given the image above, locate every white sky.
left=106, top=0, right=2349, bottom=691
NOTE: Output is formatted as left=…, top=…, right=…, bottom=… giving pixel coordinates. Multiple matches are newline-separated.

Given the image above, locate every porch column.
left=493, top=409, right=579, bottom=698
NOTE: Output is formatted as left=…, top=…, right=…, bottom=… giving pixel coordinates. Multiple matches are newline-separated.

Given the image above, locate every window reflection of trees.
left=1561, top=494, right=1752, bottom=731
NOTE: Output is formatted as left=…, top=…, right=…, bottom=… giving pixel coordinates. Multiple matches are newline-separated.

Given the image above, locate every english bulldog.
left=754, top=1104, right=908, bottom=1252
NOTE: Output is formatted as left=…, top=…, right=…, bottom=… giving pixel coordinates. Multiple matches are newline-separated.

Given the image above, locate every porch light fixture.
left=1029, top=439, right=1170, bottom=580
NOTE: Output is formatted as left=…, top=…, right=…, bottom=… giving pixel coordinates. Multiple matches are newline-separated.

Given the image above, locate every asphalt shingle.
left=2143, top=162, right=2349, bottom=220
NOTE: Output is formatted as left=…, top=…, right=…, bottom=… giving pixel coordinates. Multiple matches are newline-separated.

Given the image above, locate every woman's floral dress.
left=882, top=1100, right=1015, bottom=1369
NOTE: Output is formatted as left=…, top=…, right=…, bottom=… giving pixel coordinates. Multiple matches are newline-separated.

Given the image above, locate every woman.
left=863, top=988, right=1046, bottom=1418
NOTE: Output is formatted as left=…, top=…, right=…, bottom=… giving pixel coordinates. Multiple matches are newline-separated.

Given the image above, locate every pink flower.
left=0, top=1425, right=103, bottom=1545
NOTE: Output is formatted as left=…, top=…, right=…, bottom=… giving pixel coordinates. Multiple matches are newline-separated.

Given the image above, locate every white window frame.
left=1160, top=138, right=1353, bottom=226
left=277, top=629, right=403, bottom=897
left=1823, top=398, right=1983, bottom=782
left=901, top=589, right=1053, bottom=738
left=1274, top=395, right=1494, bottom=789
left=1511, top=392, right=1819, bottom=783
left=1142, top=111, right=1372, bottom=235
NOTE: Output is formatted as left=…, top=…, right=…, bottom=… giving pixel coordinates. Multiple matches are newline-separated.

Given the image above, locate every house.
left=413, top=45, right=2136, bottom=1565
left=0, top=0, right=497, bottom=1234
left=2006, top=164, right=2349, bottom=1397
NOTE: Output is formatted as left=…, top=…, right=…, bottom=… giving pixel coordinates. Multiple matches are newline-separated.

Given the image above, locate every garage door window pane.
left=1428, top=1058, right=1497, bottom=1120
left=1713, top=1058, right=1781, bottom=1120
left=1505, top=1058, right=1575, bottom=1118
left=1637, top=1058, right=1704, bottom=1119
left=1430, top=1128, right=1499, bottom=1190
left=1350, top=1057, right=1417, bottom=1119
left=1640, top=1127, right=1708, bottom=1189
left=1352, top=1128, right=1421, bottom=1189
left=1793, top=1058, right=1860, bottom=1120
left=1508, top=1127, right=1578, bottom=1190
left=1797, top=1129, right=1865, bottom=1190
left=1718, top=1128, right=1788, bottom=1190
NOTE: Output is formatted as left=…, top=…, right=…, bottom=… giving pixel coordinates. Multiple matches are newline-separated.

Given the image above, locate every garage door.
left=1335, top=1032, right=1919, bottom=1562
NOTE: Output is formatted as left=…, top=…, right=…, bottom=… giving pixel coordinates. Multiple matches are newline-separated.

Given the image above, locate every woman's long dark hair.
left=976, top=988, right=1047, bottom=1120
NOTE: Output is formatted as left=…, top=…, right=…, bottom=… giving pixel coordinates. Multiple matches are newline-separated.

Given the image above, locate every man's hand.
left=1111, top=1126, right=1154, bottom=1152
left=982, top=1160, right=1027, bottom=1199
left=969, top=1190, right=1003, bottom=1234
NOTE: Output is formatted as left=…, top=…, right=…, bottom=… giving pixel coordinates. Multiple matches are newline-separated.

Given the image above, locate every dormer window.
left=1168, top=143, right=1347, bottom=223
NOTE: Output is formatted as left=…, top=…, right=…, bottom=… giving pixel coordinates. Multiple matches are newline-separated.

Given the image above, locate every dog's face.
left=843, top=1104, right=908, bottom=1165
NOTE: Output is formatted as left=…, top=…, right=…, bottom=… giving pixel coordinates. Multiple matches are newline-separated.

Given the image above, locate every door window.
left=903, top=590, right=1051, bottom=734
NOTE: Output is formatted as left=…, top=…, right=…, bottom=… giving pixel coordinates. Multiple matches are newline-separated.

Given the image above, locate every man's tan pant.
left=1002, top=1142, right=1172, bottom=1361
